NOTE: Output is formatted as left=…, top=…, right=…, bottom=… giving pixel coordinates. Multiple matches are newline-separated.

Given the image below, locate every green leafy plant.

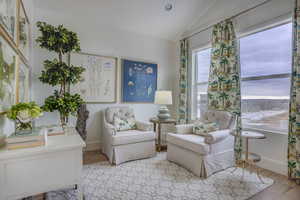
left=36, top=21, right=85, bottom=126
left=6, top=102, right=43, bottom=130
left=42, top=91, right=83, bottom=126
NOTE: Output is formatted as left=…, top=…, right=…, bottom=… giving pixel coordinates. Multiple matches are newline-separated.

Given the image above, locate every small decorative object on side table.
left=231, top=130, right=266, bottom=183
left=154, top=90, right=172, bottom=120
left=150, top=117, right=176, bottom=152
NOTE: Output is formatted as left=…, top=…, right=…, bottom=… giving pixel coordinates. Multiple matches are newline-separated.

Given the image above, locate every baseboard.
left=84, top=140, right=101, bottom=151
left=256, top=156, right=287, bottom=176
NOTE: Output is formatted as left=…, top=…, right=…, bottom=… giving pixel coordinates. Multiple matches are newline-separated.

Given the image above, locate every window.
left=192, top=48, right=211, bottom=119
left=192, top=23, right=292, bottom=134
left=240, top=23, right=292, bottom=133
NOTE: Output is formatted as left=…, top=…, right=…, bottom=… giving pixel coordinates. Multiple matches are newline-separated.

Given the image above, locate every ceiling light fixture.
left=165, top=3, right=173, bottom=11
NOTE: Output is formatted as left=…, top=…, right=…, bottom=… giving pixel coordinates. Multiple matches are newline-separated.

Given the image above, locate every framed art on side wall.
left=71, top=52, right=117, bottom=103
left=17, top=0, right=30, bottom=61
left=0, top=0, right=17, bottom=43
left=122, top=59, right=157, bottom=103
left=0, top=33, right=17, bottom=113
left=16, top=57, right=29, bottom=103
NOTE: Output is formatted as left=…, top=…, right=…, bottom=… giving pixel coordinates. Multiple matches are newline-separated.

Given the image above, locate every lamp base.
left=157, top=106, right=170, bottom=120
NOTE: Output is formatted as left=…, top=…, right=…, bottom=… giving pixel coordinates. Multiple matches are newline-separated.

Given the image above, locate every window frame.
left=191, top=45, right=211, bottom=119
left=191, top=21, right=292, bottom=134
left=239, top=21, right=292, bottom=134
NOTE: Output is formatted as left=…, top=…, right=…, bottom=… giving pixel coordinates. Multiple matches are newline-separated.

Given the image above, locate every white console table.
left=0, top=130, right=86, bottom=200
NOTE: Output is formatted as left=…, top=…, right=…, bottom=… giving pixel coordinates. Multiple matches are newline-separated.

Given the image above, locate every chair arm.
left=104, top=122, right=116, bottom=136
left=175, top=124, right=194, bottom=134
left=204, top=129, right=229, bottom=144
left=136, top=121, right=153, bottom=131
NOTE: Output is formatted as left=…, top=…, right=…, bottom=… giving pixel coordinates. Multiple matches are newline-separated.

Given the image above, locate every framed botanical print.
left=17, top=57, right=29, bottom=103
left=0, top=33, right=17, bottom=113
left=0, top=0, right=17, bottom=42
left=71, top=52, right=117, bottom=103
left=17, top=0, right=29, bottom=60
left=122, top=59, right=157, bottom=103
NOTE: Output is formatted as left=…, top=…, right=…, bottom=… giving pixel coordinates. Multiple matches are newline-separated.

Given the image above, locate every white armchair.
left=167, top=110, right=235, bottom=178
left=102, top=106, right=156, bottom=165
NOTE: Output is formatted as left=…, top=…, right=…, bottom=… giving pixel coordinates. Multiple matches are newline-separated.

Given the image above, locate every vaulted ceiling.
left=33, top=0, right=267, bottom=41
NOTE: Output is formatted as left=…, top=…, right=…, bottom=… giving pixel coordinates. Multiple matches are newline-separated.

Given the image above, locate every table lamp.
left=154, top=90, right=172, bottom=120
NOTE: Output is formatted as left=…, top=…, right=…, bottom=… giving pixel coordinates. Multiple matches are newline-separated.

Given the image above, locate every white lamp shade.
left=154, top=91, right=173, bottom=105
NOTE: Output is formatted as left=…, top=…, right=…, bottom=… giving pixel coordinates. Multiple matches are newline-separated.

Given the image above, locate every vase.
left=15, top=121, right=33, bottom=135
left=59, top=113, right=69, bottom=128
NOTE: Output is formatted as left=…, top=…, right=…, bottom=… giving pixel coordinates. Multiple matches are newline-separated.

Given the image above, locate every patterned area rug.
left=47, top=153, right=273, bottom=200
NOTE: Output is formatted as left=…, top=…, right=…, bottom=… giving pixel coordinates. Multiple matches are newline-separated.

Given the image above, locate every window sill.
left=243, top=127, right=288, bottom=135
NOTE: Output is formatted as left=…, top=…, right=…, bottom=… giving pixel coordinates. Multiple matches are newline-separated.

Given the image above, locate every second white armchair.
left=167, top=110, right=235, bottom=178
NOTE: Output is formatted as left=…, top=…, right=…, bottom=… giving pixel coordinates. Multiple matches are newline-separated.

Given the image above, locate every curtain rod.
left=183, top=0, right=272, bottom=40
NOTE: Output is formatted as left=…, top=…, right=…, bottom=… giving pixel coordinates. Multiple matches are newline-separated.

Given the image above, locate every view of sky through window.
left=240, top=23, right=292, bottom=98
left=196, top=23, right=292, bottom=98
left=196, top=48, right=210, bottom=83
left=240, top=23, right=292, bottom=78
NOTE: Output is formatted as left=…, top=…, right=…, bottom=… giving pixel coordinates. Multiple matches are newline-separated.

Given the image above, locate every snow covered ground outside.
left=197, top=97, right=289, bottom=134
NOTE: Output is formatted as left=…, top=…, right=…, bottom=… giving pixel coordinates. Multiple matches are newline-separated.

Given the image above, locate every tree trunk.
left=60, top=113, right=68, bottom=128
left=67, top=53, right=71, bottom=93
left=58, top=50, right=63, bottom=63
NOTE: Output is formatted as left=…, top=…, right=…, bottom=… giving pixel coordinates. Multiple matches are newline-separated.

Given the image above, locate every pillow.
left=126, top=118, right=137, bottom=129
left=193, top=122, right=219, bottom=136
left=113, top=115, right=136, bottom=131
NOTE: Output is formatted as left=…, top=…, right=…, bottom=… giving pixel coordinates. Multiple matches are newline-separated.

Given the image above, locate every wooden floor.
left=34, top=150, right=300, bottom=200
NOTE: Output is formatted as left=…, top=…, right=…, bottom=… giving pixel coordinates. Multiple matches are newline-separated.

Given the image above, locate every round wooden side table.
left=149, top=117, right=177, bottom=152
left=232, top=130, right=266, bottom=183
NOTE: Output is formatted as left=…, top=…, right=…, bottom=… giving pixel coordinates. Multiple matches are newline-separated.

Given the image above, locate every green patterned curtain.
left=207, top=20, right=242, bottom=160
left=288, top=0, right=300, bottom=183
left=178, top=39, right=189, bottom=124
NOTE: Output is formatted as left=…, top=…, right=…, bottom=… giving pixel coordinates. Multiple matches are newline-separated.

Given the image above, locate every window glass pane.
left=240, top=23, right=292, bottom=77
left=241, top=77, right=290, bottom=98
left=240, top=23, right=292, bottom=133
left=195, top=84, right=208, bottom=118
left=196, top=48, right=211, bottom=83
left=192, top=48, right=210, bottom=119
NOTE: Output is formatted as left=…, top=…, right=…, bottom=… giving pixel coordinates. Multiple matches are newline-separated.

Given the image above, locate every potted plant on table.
left=6, top=102, right=43, bottom=134
left=36, top=22, right=85, bottom=128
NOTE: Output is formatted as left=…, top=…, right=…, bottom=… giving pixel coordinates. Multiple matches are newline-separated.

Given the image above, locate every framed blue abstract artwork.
left=122, top=59, right=157, bottom=103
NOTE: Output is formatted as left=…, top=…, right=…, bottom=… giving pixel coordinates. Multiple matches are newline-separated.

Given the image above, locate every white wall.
left=31, top=8, right=177, bottom=150
left=184, top=0, right=292, bottom=175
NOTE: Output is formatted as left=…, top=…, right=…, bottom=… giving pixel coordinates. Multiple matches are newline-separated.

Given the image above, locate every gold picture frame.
left=70, top=52, right=118, bottom=103
left=0, top=0, right=30, bottom=115
left=0, top=32, right=18, bottom=114
left=0, top=0, right=18, bottom=44
left=17, top=0, right=30, bottom=62
left=16, top=56, right=29, bottom=103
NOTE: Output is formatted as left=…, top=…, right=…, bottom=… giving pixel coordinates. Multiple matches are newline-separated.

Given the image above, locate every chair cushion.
left=167, top=133, right=210, bottom=155
left=200, top=110, right=232, bottom=130
left=113, top=115, right=136, bottom=131
left=106, top=107, right=135, bottom=124
left=112, top=130, right=155, bottom=146
left=193, top=122, right=219, bottom=136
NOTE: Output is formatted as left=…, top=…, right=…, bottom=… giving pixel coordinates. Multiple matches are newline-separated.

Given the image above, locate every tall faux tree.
left=36, top=22, right=85, bottom=127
